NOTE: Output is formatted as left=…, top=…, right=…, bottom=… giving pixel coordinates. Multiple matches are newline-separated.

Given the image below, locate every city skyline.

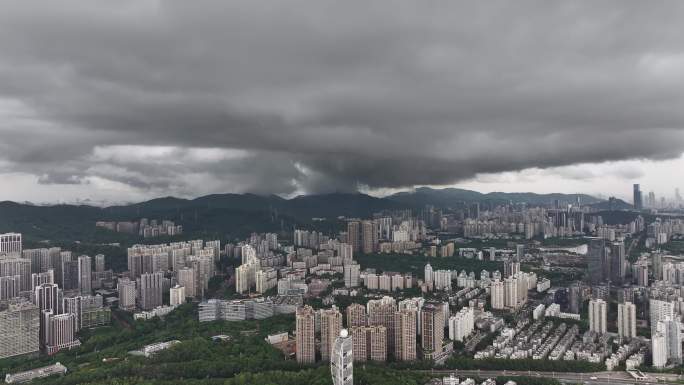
left=1, top=2, right=684, bottom=204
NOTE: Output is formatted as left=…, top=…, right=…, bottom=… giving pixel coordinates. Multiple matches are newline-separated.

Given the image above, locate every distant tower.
left=633, top=184, right=642, bottom=210
left=330, top=329, right=353, bottom=385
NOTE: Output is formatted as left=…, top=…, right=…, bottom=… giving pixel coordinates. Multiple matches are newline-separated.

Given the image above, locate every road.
left=419, top=369, right=683, bottom=385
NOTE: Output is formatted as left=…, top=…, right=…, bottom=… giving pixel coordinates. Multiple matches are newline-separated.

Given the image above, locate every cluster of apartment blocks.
left=95, top=218, right=183, bottom=238
left=0, top=234, right=114, bottom=359
left=120, top=239, right=222, bottom=312
left=295, top=296, right=483, bottom=365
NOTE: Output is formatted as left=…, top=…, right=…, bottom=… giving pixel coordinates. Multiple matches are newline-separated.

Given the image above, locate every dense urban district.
left=2, top=185, right=684, bottom=384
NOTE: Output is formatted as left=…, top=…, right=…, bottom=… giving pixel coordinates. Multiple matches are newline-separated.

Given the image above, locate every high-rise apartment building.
left=367, top=325, right=387, bottom=362
left=0, top=301, right=39, bottom=359
left=367, top=297, right=396, bottom=356
left=117, top=278, right=136, bottom=311
left=350, top=326, right=367, bottom=362
left=656, top=317, right=682, bottom=366
left=361, top=220, right=377, bottom=254
left=321, top=307, right=343, bottom=361
left=490, top=279, right=504, bottom=310
left=617, top=301, right=637, bottom=340
left=421, top=303, right=444, bottom=360
left=346, top=303, right=366, bottom=328
left=31, top=269, right=54, bottom=289
left=394, top=308, right=417, bottom=361
left=34, top=283, right=61, bottom=315
left=296, top=305, right=315, bottom=364
left=589, top=299, right=607, bottom=334
left=652, top=331, right=668, bottom=368
left=448, top=307, right=474, bottom=342
left=424, top=263, right=433, bottom=287
left=347, top=221, right=361, bottom=254
left=331, top=329, right=353, bottom=385
left=587, top=238, right=606, bottom=284
left=0, top=257, right=32, bottom=292
left=43, top=311, right=80, bottom=355
left=503, top=260, right=520, bottom=278
left=78, top=255, right=92, bottom=295
left=170, top=285, right=185, bottom=306
left=62, top=295, right=109, bottom=331
left=235, top=263, right=255, bottom=294
left=0, top=275, right=21, bottom=301
left=0, top=233, right=22, bottom=255
left=137, top=272, right=163, bottom=310
left=61, top=260, right=79, bottom=291
left=650, top=299, right=675, bottom=336
left=344, top=264, right=360, bottom=288
left=177, top=267, right=197, bottom=298
left=94, top=254, right=105, bottom=273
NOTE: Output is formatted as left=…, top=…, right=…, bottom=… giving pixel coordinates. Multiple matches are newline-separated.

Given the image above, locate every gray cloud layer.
left=1, top=1, right=684, bottom=197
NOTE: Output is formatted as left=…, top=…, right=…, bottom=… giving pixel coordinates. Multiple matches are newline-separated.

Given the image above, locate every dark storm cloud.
left=1, top=0, right=684, bottom=197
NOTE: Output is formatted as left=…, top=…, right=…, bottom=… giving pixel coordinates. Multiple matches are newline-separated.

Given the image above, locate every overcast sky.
left=1, top=1, right=684, bottom=205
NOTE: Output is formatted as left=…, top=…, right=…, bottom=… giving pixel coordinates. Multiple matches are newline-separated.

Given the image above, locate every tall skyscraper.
left=420, top=303, right=444, bottom=360
left=0, top=301, right=39, bottom=359
left=361, top=220, right=377, bottom=254
left=347, top=221, right=361, bottom=254
left=77, top=255, right=92, bottom=295
left=589, top=299, right=607, bottom=334
left=321, top=307, right=343, bottom=362
left=330, top=329, right=353, bottom=385
left=346, top=303, right=366, bottom=328
left=633, top=184, right=642, bottom=210
left=617, top=301, right=637, bottom=340
left=136, top=272, right=163, bottom=310
left=296, top=305, right=315, bottom=364
left=587, top=238, right=606, bottom=284
left=394, top=308, right=417, bottom=361
left=610, top=242, right=625, bottom=284
left=0, top=233, right=22, bottom=255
